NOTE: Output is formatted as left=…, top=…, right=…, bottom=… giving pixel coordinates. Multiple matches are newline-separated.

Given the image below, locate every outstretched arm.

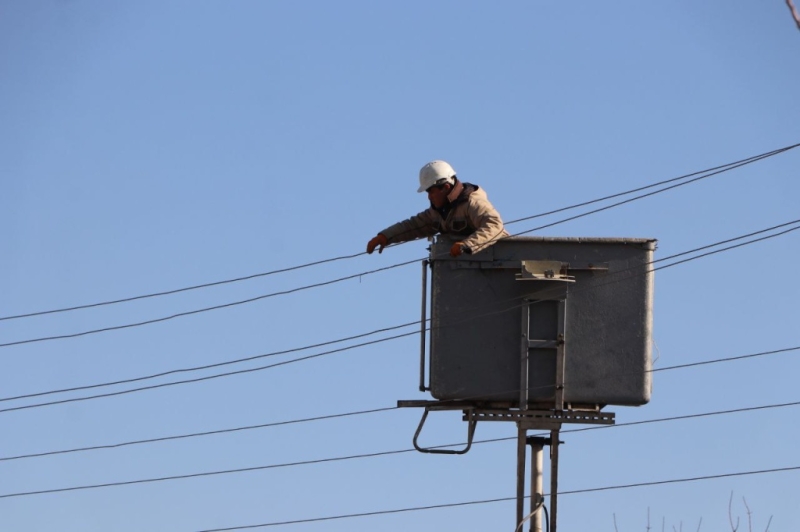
left=373, top=209, right=439, bottom=246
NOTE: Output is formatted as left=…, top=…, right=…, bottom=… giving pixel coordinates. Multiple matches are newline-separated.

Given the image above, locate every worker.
left=366, top=160, right=509, bottom=257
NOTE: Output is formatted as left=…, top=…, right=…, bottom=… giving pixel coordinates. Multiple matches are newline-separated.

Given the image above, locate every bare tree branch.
left=788, top=0, right=800, bottom=30
left=614, top=512, right=619, bottom=532
left=696, top=517, right=703, bottom=532
left=743, top=497, right=753, bottom=532
left=646, top=507, right=651, bottom=532
left=729, top=492, right=740, bottom=532
left=764, top=515, right=773, bottom=532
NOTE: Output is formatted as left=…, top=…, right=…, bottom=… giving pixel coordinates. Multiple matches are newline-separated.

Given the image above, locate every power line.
left=2, top=142, right=794, bottom=325
left=389, top=142, right=799, bottom=259
left=509, top=145, right=797, bottom=238
left=446, top=218, right=800, bottom=330
left=0, top=406, right=398, bottom=462
left=2, top=220, right=797, bottom=415
left=4, top=216, right=796, bottom=406
left=503, top=143, right=797, bottom=227
left=0, top=320, right=420, bottom=403
left=0, top=259, right=419, bottom=349
left=2, top=143, right=797, bottom=351
left=2, top=400, right=797, bottom=500
left=426, top=345, right=800, bottom=417
left=656, top=224, right=800, bottom=272
left=649, top=218, right=800, bottom=264
left=195, top=466, right=800, bottom=531
left=576, top=223, right=800, bottom=301
left=2, top=345, right=797, bottom=461
left=381, top=146, right=798, bottom=264
left=561, top=400, right=800, bottom=435
left=3, top=400, right=798, bottom=499
left=0, top=331, right=418, bottom=415
left=0, top=252, right=363, bottom=322
left=195, top=494, right=505, bottom=531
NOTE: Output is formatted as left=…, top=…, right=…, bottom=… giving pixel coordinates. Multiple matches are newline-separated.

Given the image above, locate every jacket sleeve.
left=461, top=195, right=508, bottom=254
left=379, top=209, right=440, bottom=244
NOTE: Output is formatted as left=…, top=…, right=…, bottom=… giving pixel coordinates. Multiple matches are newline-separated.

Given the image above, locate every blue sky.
left=1, top=2, right=799, bottom=531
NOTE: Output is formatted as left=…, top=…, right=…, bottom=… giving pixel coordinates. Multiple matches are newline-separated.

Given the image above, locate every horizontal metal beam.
left=399, top=401, right=616, bottom=428
left=528, top=339, right=558, bottom=348
left=451, top=260, right=609, bottom=271
left=466, top=408, right=615, bottom=425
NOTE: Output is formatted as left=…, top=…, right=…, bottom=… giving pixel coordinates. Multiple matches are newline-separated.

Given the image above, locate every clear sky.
left=2, top=2, right=799, bottom=531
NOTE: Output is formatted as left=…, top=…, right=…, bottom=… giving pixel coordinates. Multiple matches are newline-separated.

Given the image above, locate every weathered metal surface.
left=419, top=260, right=429, bottom=392
left=396, top=401, right=616, bottom=426
left=428, top=235, right=656, bottom=407
left=516, top=260, right=575, bottom=282
left=466, top=408, right=615, bottom=425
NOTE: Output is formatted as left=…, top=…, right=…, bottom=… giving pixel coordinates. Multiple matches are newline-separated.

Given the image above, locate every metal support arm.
left=412, top=407, right=477, bottom=455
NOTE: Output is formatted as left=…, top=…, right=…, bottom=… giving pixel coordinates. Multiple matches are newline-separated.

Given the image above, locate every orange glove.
left=367, top=234, right=389, bottom=254
left=450, top=242, right=464, bottom=257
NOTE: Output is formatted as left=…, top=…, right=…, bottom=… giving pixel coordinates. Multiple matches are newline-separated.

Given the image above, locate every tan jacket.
left=379, top=181, right=509, bottom=254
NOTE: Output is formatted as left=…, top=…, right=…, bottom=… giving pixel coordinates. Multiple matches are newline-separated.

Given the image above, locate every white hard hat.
left=417, top=160, right=456, bottom=193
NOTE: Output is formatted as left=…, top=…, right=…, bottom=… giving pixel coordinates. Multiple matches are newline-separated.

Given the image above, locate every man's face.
left=427, top=184, right=450, bottom=208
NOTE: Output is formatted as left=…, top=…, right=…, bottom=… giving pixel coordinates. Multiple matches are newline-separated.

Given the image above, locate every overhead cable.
left=0, top=406, right=398, bottom=462
left=0, top=253, right=365, bottom=322
left=2, top=221, right=798, bottom=414
left=0, top=320, right=419, bottom=403
left=2, top=350, right=797, bottom=461
left=2, top=411, right=798, bottom=502
left=1, top=141, right=796, bottom=330
left=509, top=149, right=795, bottom=239
left=194, top=466, right=800, bottom=531
left=4, top=217, right=797, bottom=405
left=0, top=331, right=418, bottom=415
left=3, top=401, right=798, bottom=498
left=1, top=154, right=796, bottom=351
left=0, top=259, right=419, bottom=349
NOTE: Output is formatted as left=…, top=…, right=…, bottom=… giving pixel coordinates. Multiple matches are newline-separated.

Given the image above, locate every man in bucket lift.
left=366, top=160, right=509, bottom=257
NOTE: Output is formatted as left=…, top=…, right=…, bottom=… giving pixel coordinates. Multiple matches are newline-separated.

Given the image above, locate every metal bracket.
left=470, top=408, right=615, bottom=426
left=449, top=259, right=609, bottom=273
left=516, top=261, right=575, bottom=282
left=419, top=259, right=429, bottom=392
left=412, top=406, right=477, bottom=455
left=399, top=400, right=614, bottom=459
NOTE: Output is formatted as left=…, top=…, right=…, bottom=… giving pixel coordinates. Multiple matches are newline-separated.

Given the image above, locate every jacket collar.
left=446, top=180, right=464, bottom=204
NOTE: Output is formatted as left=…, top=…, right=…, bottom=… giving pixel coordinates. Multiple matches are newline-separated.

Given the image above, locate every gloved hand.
left=367, top=234, right=389, bottom=254
left=450, top=242, right=464, bottom=257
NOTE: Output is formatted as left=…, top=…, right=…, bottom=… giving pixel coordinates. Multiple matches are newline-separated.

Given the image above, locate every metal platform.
left=398, top=399, right=616, bottom=532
